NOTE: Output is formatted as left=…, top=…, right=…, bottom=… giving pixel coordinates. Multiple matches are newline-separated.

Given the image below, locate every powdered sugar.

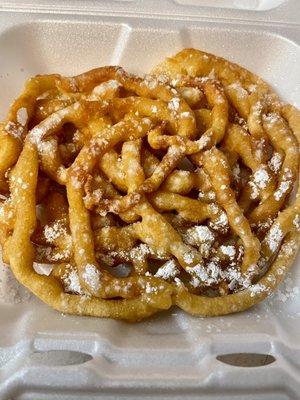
left=44, top=221, right=66, bottom=244
left=36, top=245, right=71, bottom=263
left=249, top=166, right=270, bottom=199
left=180, top=111, right=192, bottom=118
left=266, top=223, right=283, bottom=252
left=253, top=167, right=270, bottom=190
left=264, top=112, right=280, bottom=127
left=210, top=210, right=228, bottom=232
left=183, top=252, right=194, bottom=265
left=268, top=152, right=282, bottom=174
left=234, top=115, right=248, bottom=130
left=249, top=181, right=259, bottom=199
left=71, top=175, right=82, bottom=189
left=251, top=100, right=263, bottom=118
left=183, top=226, right=215, bottom=257
left=273, top=168, right=292, bottom=201
left=248, top=84, right=257, bottom=93
left=274, top=181, right=291, bottom=201
left=198, top=132, right=211, bottom=149
left=155, top=260, right=179, bottom=280
left=10, top=176, right=29, bottom=190
left=82, top=264, right=101, bottom=293
left=174, top=277, right=184, bottom=286
left=229, top=266, right=253, bottom=290
left=266, top=272, right=299, bottom=308
left=130, top=244, right=151, bottom=262
left=232, top=164, right=241, bottom=181
left=249, top=283, right=267, bottom=297
left=4, top=121, right=23, bottom=139
left=291, top=215, right=300, bottom=233
left=187, top=264, right=209, bottom=287
left=227, top=82, right=248, bottom=99
left=216, top=211, right=228, bottom=226
left=168, top=97, right=180, bottom=112
left=187, top=261, right=222, bottom=287
left=62, top=266, right=82, bottom=294
left=220, top=245, right=236, bottom=259
left=184, top=226, right=214, bottom=246
left=92, top=80, right=120, bottom=96
left=29, top=106, right=70, bottom=150
left=145, top=282, right=162, bottom=294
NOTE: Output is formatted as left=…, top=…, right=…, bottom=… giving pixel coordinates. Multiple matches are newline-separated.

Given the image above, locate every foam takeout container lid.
left=0, top=0, right=300, bottom=24
left=0, top=1, right=299, bottom=399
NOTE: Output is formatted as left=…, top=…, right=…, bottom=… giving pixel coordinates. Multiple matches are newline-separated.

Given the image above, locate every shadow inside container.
left=30, top=350, right=92, bottom=366
left=217, top=353, right=276, bottom=367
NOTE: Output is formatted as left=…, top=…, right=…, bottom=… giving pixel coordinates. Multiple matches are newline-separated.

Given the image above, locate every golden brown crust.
left=0, top=49, right=299, bottom=321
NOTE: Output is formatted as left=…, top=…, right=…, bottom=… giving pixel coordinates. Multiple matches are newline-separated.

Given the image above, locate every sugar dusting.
left=44, top=220, right=66, bottom=244
left=183, top=226, right=215, bottom=257
left=82, top=264, right=101, bottom=293
left=253, top=167, right=270, bottom=190
left=0, top=69, right=298, bottom=336
left=168, top=97, right=180, bottom=112
left=249, top=166, right=270, bottom=199
left=62, top=265, right=82, bottom=294
left=273, top=168, right=292, bottom=201
left=155, top=260, right=179, bottom=280
left=268, top=152, right=282, bottom=174
left=266, top=223, right=283, bottom=252
left=220, top=245, right=236, bottom=259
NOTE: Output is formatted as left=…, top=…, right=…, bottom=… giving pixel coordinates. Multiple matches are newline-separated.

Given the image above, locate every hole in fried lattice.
left=106, top=263, right=132, bottom=278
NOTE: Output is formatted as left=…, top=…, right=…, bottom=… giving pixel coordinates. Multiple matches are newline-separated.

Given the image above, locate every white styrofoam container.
left=0, top=1, right=299, bottom=399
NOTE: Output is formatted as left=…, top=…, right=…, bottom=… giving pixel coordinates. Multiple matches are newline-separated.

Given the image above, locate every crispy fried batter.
left=0, top=49, right=299, bottom=321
